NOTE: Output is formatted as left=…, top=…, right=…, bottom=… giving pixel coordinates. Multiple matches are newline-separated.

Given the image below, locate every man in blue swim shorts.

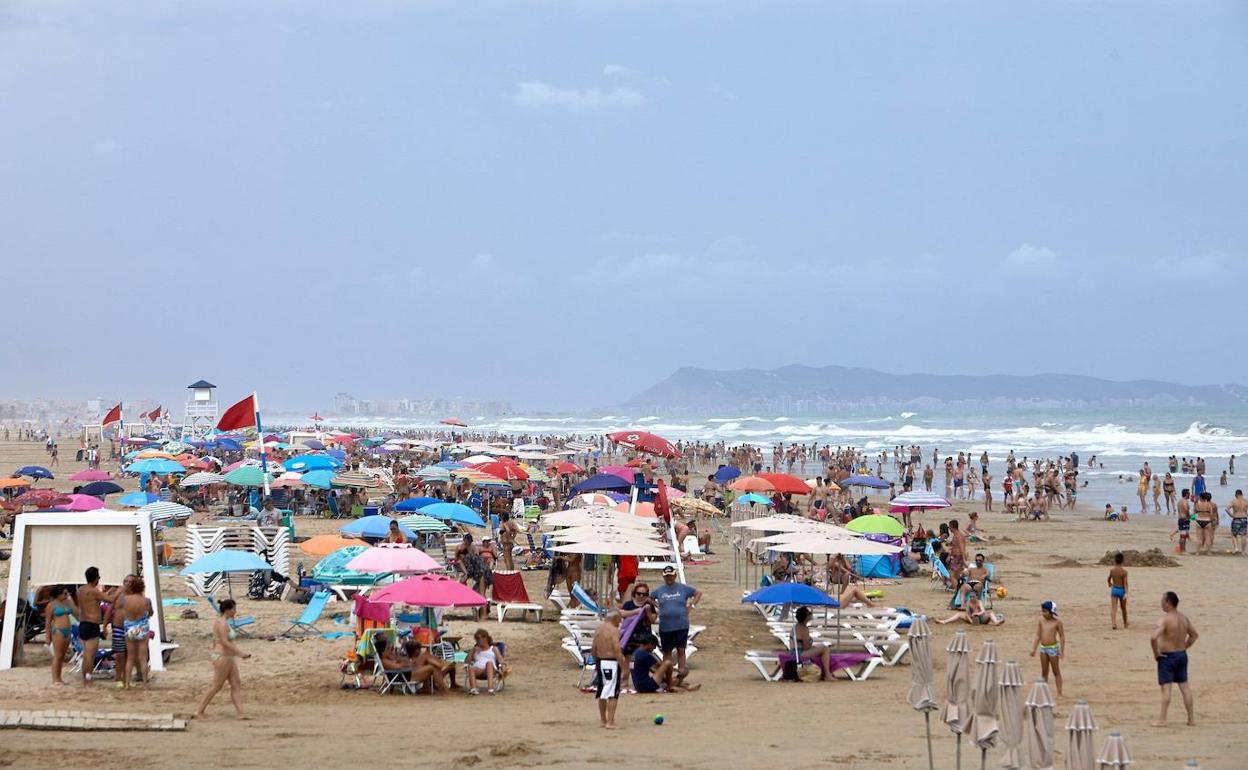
left=1107, top=552, right=1129, bottom=630
left=1151, top=591, right=1198, bottom=727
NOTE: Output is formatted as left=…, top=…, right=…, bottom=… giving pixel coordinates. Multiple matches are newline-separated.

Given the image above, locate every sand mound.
left=1048, top=556, right=1083, bottom=568
left=1097, top=548, right=1180, bottom=567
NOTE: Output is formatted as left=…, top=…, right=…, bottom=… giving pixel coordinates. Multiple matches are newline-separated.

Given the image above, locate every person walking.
left=196, top=598, right=251, bottom=719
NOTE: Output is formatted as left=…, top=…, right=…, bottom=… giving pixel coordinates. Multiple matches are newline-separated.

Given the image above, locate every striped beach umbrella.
left=397, top=513, right=451, bottom=533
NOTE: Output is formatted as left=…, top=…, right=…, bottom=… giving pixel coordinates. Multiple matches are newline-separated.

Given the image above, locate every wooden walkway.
left=0, top=709, right=187, bottom=731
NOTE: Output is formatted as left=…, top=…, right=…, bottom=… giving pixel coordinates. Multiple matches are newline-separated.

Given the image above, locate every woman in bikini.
left=44, top=585, right=78, bottom=684
left=1163, top=473, right=1176, bottom=514
left=196, top=598, right=251, bottom=719
left=1194, top=492, right=1216, bottom=555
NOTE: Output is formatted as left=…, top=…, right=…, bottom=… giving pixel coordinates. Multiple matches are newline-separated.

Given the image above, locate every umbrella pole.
left=979, top=748, right=986, bottom=770
left=955, top=735, right=961, bottom=770
left=924, top=712, right=934, bottom=770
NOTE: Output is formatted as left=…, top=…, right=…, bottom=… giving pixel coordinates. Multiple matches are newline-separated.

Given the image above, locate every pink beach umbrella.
left=69, top=469, right=112, bottom=482
left=598, top=465, right=637, bottom=481
left=345, top=544, right=442, bottom=574
left=56, top=494, right=106, bottom=512
left=368, top=574, right=487, bottom=607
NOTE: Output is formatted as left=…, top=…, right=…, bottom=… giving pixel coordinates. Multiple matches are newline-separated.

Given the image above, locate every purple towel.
left=776, top=650, right=873, bottom=676
left=618, top=610, right=642, bottom=645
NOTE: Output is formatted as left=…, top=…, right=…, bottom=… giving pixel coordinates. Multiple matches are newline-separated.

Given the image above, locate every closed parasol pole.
left=906, top=615, right=938, bottom=770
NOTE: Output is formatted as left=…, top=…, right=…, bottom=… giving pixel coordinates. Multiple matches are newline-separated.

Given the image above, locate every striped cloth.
left=139, top=501, right=194, bottom=524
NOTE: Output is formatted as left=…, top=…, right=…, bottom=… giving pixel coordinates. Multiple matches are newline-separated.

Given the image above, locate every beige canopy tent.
left=1, top=510, right=170, bottom=672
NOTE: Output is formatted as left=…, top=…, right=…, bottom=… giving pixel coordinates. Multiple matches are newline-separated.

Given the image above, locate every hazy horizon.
left=2, top=1, right=1245, bottom=413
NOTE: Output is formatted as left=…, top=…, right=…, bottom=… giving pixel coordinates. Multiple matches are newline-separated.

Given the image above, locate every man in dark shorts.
left=590, top=612, right=626, bottom=728
left=631, top=635, right=701, bottom=694
left=110, top=574, right=136, bottom=684
left=651, top=566, right=701, bottom=680
left=76, top=566, right=118, bottom=685
left=1151, top=591, right=1198, bottom=726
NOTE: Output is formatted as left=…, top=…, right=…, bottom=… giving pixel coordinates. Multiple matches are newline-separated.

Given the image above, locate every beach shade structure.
left=845, top=513, right=906, bottom=537
left=997, top=660, right=1027, bottom=770
left=14, top=466, right=53, bottom=480
left=461, top=454, right=499, bottom=466
left=549, top=537, right=673, bottom=557
left=77, top=480, right=124, bottom=496
left=177, top=457, right=211, bottom=471
left=598, top=465, right=637, bottom=481
left=415, top=467, right=452, bottom=482
left=763, top=534, right=903, bottom=556
left=397, top=513, right=451, bottom=534
left=729, top=476, right=775, bottom=493
left=474, top=461, right=527, bottom=481
left=1024, top=680, right=1056, bottom=770
left=613, top=501, right=658, bottom=517
left=670, top=497, right=720, bottom=517
left=54, top=494, right=106, bottom=512
left=12, top=489, right=72, bottom=509
left=116, top=491, right=159, bottom=507
left=393, top=496, right=443, bottom=512
left=224, top=466, right=268, bottom=487
left=756, top=472, right=811, bottom=495
left=1095, top=732, right=1131, bottom=769
left=1065, top=700, right=1098, bottom=770
left=370, top=573, right=485, bottom=607
left=331, top=470, right=382, bottom=488
left=713, top=465, right=742, bottom=484
left=553, top=461, right=584, bottom=475
left=440, top=417, right=467, bottom=427
left=340, top=515, right=418, bottom=540
left=283, top=454, right=342, bottom=472
left=737, top=492, right=775, bottom=506
left=68, top=469, right=112, bottom=482
left=419, top=502, right=486, bottom=527
left=841, top=474, right=890, bottom=490
left=742, top=581, right=839, bottom=608
left=301, top=469, right=334, bottom=489
left=269, top=473, right=304, bottom=489
left=968, top=639, right=1001, bottom=770
left=135, top=450, right=177, bottom=460
left=180, top=471, right=226, bottom=487
left=125, top=458, right=186, bottom=475
left=181, top=549, right=274, bottom=596
left=605, top=430, right=679, bottom=458
left=546, top=525, right=663, bottom=543
left=302, top=439, right=326, bottom=450
left=345, top=543, right=442, bottom=574
left=941, top=630, right=973, bottom=770
left=891, top=490, right=953, bottom=512
left=733, top=514, right=859, bottom=537
left=570, top=473, right=634, bottom=494
left=298, top=534, right=367, bottom=557
left=213, top=437, right=243, bottom=452
left=325, top=448, right=347, bottom=460
left=569, top=492, right=617, bottom=507
left=540, top=509, right=657, bottom=529
left=907, top=616, right=938, bottom=770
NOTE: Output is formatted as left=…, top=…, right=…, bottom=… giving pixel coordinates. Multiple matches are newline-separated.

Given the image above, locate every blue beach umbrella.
left=214, top=437, right=243, bottom=452
left=78, top=481, right=124, bottom=496
left=743, top=582, right=840, bottom=607
left=394, top=497, right=443, bottom=512
left=738, top=492, right=774, bottom=506
left=842, top=474, right=889, bottom=490
left=713, top=466, right=742, bottom=484
left=15, top=466, right=54, bottom=479
left=419, top=502, right=486, bottom=527
left=570, top=473, right=634, bottom=494
left=340, top=515, right=417, bottom=540
left=325, top=449, right=347, bottom=460
left=181, top=549, right=274, bottom=575
left=302, top=439, right=326, bottom=450
left=283, top=454, right=342, bottom=472
left=117, top=491, right=159, bottom=507
left=126, top=458, right=186, bottom=475
left=301, top=469, right=334, bottom=489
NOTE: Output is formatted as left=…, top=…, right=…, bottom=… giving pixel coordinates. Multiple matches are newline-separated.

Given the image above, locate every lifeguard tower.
left=184, top=380, right=218, bottom=438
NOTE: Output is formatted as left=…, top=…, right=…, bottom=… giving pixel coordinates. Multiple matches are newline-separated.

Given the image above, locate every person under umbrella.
left=907, top=615, right=938, bottom=770
left=996, top=659, right=1027, bottom=770
left=1065, top=700, right=1098, bottom=770
left=941, top=629, right=973, bottom=770
left=1024, top=679, right=1056, bottom=770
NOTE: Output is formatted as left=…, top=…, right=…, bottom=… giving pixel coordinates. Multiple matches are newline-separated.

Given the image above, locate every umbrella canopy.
left=907, top=615, right=938, bottom=712
left=733, top=514, right=858, bottom=538
left=569, top=473, right=633, bottom=494
left=301, top=469, right=334, bottom=489
left=841, top=474, right=890, bottom=489
left=345, top=544, right=442, bottom=574
left=116, top=491, right=159, bottom=507
left=968, top=638, right=1001, bottom=751
left=549, top=537, right=673, bottom=556
left=613, top=501, right=657, bottom=517
left=553, top=461, right=584, bottom=475
left=540, top=509, right=656, bottom=529
left=134, top=450, right=177, bottom=460
left=1095, top=732, right=1131, bottom=769
left=736, top=492, right=774, bottom=506
left=269, top=473, right=304, bottom=489
left=713, top=465, right=742, bottom=483
left=77, top=480, right=124, bottom=496
left=68, top=469, right=111, bottom=482
left=302, top=439, right=326, bottom=450
left=997, top=659, right=1027, bottom=770
left=419, top=502, right=485, bottom=527
left=546, top=525, right=663, bottom=542
left=440, top=418, right=467, bottom=427
left=339, top=515, right=417, bottom=540
left=415, top=466, right=452, bottom=482
left=394, top=496, right=443, bottom=512
left=605, top=430, right=679, bottom=458
left=670, top=497, right=720, bottom=517
left=728, top=476, right=775, bottom=493
left=13, top=489, right=72, bottom=508
left=569, top=492, right=616, bottom=507
left=298, top=534, right=367, bottom=557
left=224, top=466, right=268, bottom=487
left=764, top=534, right=902, bottom=556
left=370, top=573, right=485, bottom=606
left=181, top=549, right=273, bottom=575
left=140, top=501, right=194, bottom=524
left=1065, top=700, right=1098, bottom=770
left=941, top=630, right=973, bottom=737
left=756, top=472, right=810, bottom=495
left=1025, top=680, right=1056, bottom=770
left=474, top=461, right=527, bottom=481
left=397, top=513, right=452, bottom=533
left=283, top=454, right=342, bottom=472
left=331, top=470, right=382, bottom=488
left=180, top=471, right=226, bottom=487
left=125, top=458, right=186, bottom=475
left=845, top=513, right=905, bottom=537
left=55, top=494, right=106, bottom=512
left=214, top=437, right=243, bottom=451
left=891, top=490, right=952, bottom=511
left=15, top=465, right=54, bottom=479
left=742, top=582, right=839, bottom=607
left=0, top=478, right=31, bottom=490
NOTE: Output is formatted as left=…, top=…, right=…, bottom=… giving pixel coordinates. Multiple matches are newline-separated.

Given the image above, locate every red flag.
left=217, top=394, right=257, bottom=431
left=101, top=403, right=122, bottom=426
left=145, top=405, right=162, bottom=422
left=654, top=478, right=672, bottom=524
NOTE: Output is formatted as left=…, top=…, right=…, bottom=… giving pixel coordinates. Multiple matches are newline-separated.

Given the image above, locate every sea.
left=294, top=407, right=1248, bottom=520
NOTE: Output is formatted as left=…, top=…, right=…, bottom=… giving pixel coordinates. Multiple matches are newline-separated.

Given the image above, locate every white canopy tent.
left=1, top=510, right=171, bottom=673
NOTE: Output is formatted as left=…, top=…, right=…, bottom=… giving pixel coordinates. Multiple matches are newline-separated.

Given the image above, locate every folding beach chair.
left=490, top=571, right=544, bottom=623
left=68, top=624, right=115, bottom=678
left=284, top=590, right=331, bottom=636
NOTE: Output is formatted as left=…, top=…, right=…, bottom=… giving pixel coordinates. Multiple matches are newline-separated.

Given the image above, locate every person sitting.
left=400, top=640, right=451, bottom=695
left=631, top=634, right=699, bottom=693
left=383, top=520, right=408, bottom=544
left=791, top=607, right=834, bottom=681
left=935, top=593, right=1004, bottom=626
left=466, top=628, right=504, bottom=695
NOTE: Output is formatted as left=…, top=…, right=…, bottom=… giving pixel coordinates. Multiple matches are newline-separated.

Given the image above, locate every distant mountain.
left=622, top=365, right=1248, bottom=413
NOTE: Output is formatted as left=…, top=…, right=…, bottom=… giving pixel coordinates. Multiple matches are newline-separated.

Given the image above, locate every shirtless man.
left=1107, top=552, right=1129, bottom=629
left=76, top=566, right=119, bottom=685
left=590, top=612, right=627, bottom=729
left=498, top=512, right=520, bottom=571
left=1030, top=600, right=1066, bottom=696
left=1226, top=490, right=1247, bottom=555
left=1151, top=591, right=1197, bottom=727
left=946, top=519, right=966, bottom=576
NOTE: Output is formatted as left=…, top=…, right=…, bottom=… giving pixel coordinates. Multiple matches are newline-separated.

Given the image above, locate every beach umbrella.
left=68, top=469, right=111, bottom=482
left=283, top=454, right=342, bottom=472
left=301, top=469, right=333, bottom=489
left=461, top=454, right=498, bottom=466
left=0, top=478, right=31, bottom=490
left=135, top=450, right=177, bottom=460
left=440, top=418, right=467, bottom=427
left=613, top=501, right=657, bottom=517
left=15, top=465, right=53, bottom=479
left=396, top=513, right=451, bottom=533
left=846, top=513, right=905, bottom=537
left=394, top=496, right=443, bottom=512
left=302, top=439, right=326, bottom=450
left=731, top=513, right=855, bottom=535
left=340, top=515, right=417, bottom=540
left=180, top=471, right=225, bottom=487
left=177, top=457, right=211, bottom=471
left=842, top=474, right=890, bottom=490
left=737, top=492, right=774, bottom=506
left=598, top=465, right=636, bottom=481
left=13, top=489, right=72, bottom=508
left=474, top=461, right=527, bottom=481
left=1024, top=680, right=1056, bottom=770
left=346, top=543, right=442, bottom=574
left=370, top=573, right=484, bottom=607
left=325, top=448, right=347, bottom=460
left=969, top=639, right=1001, bottom=770
left=569, top=473, right=633, bottom=494
left=517, top=464, right=549, bottom=482
left=224, top=466, right=267, bottom=487
left=756, top=472, right=810, bottom=495
left=514, top=442, right=547, bottom=451
left=569, top=492, right=616, bottom=507
left=553, top=461, right=584, bottom=475
left=420, top=502, right=485, bottom=527
left=742, top=582, right=839, bottom=607
left=908, top=615, right=938, bottom=770
left=77, top=480, right=124, bottom=496
left=1095, top=732, right=1131, bottom=769
left=214, top=437, right=243, bottom=452
left=540, top=509, right=656, bottom=529
left=764, top=534, right=902, bottom=556
left=546, top=524, right=663, bottom=542
left=1065, top=700, right=1098, bottom=770
left=997, top=660, right=1027, bottom=770
left=549, top=537, right=673, bottom=557
left=713, top=465, right=742, bottom=483
left=891, top=490, right=952, bottom=512
left=298, top=534, right=367, bottom=557
left=181, top=549, right=273, bottom=595
left=941, top=630, right=973, bottom=770
left=729, top=476, right=775, bottom=492
left=269, top=473, right=304, bottom=489
left=670, top=497, right=720, bottom=517
left=605, top=430, right=679, bottom=458
left=140, top=501, right=193, bottom=525
left=55, top=494, right=106, bottom=512
left=416, top=467, right=452, bottom=482
left=331, top=470, right=381, bottom=488
left=116, top=491, right=159, bottom=507
left=126, top=458, right=186, bottom=474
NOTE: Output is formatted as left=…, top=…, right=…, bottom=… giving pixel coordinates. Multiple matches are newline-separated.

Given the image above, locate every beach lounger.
left=284, top=590, right=331, bottom=636
left=743, top=649, right=882, bottom=682
left=207, top=596, right=256, bottom=636
left=490, top=570, right=544, bottom=623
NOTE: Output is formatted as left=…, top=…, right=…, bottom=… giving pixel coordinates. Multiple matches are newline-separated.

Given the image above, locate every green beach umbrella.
left=224, top=465, right=267, bottom=487
left=398, top=513, right=452, bottom=533
left=845, top=513, right=905, bottom=537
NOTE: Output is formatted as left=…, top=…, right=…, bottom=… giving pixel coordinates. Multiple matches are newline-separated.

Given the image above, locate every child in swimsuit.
left=1107, top=552, right=1129, bottom=629
left=1030, top=600, right=1065, bottom=696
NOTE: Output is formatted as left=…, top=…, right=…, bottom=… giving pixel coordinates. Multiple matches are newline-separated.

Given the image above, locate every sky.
left=1, top=0, right=1246, bottom=413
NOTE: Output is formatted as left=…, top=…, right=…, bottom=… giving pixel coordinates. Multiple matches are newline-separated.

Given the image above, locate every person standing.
left=1107, top=552, right=1129, bottom=629
left=1030, top=600, right=1066, bottom=696
left=652, top=566, right=701, bottom=681
left=44, top=586, right=78, bottom=685
left=589, top=612, right=626, bottom=729
left=119, top=577, right=152, bottom=689
left=76, top=567, right=118, bottom=685
left=1151, top=591, right=1197, bottom=727
left=1226, top=489, right=1247, bottom=555
left=195, top=598, right=251, bottom=719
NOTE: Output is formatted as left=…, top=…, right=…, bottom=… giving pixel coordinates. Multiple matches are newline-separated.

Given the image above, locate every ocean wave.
left=900, top=412, right=918, bottom=419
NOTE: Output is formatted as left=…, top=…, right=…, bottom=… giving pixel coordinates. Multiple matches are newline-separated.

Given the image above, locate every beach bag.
left=781, top=659, right=801, bottom=681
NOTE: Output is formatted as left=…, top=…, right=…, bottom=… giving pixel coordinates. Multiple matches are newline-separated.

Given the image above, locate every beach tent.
left=857, top=553, right=900, bottom=578
left=1, top=510, right=170, bottom=673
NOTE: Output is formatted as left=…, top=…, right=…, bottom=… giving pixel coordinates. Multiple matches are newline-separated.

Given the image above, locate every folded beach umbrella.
left=1025, top=680, right=1056, bottom=770
left=345, top=543, right=441, bottom=574
left=907, top=616, right=938, bottom=770
left=370, top=573, right=484, bottom=607
left=69, top=469, right=111, bottom=482
left=181, top=549, right=273, bottom=575
left=1094, top=732, right=1131, bottom=769
left=393, top=496, right=443, bottom=512
left=396, top=513, right=451, bottom=533
left=941, top=630, right=973, bottom=770
left=997, top=660, right=1027, bottom=770
left=846, top=513, right=906, bottom=537
left=180, top=471, right=226, bottom=487
left=1065, top=700, right=1098, bottom=770
left=419, top=502, right=485, bottom=527
left=340, top=515, right=417, bottom=540
left=78, top=480, right=124, bottom=496
left=969, top=638, right=1001, bottom=765
left=117, top=491, right=159, bottom=507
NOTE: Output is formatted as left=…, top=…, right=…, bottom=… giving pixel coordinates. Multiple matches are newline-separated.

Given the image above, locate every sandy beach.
left=0, top=437, right=1243, bottom=769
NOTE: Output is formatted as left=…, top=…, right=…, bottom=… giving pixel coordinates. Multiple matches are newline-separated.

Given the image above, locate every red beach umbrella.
left=756, top=472, right=811, bottom=495
left=605, top=431, right=679, bottom=458
left=440, top=418, right=467, bottom=427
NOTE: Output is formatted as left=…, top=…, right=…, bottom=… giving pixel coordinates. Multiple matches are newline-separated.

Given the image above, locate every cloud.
left=1153, top=253, right=1235, bottom=278
left=1004, top=243, right=1058, bottom=271
left=511, top=65, right=659, bottom=111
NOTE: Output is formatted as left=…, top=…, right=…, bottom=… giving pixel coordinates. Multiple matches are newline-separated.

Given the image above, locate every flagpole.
left=253, top=391, right=271, bottom=497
